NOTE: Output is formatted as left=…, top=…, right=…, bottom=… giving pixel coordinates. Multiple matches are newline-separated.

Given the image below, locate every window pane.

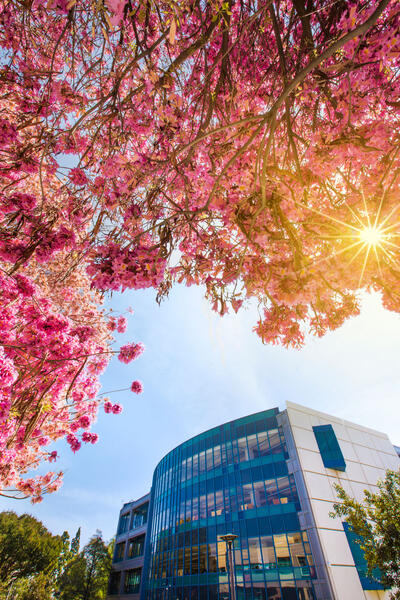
left=237, top=437, right=248, bottom=462
left=242, top=484, right=255, bottom=510
left=248, top=537, right=262, bottom=569
left=127, top=534, right=145, bottom=559
left=261, top=536, right=276, bottom=566
left=257, top=431, right=269, bottom=456
left=208, top=543, right=217, bottom=573
left=124, top=568, right=141, bottom=594
left=253, top=481, right=267, bottom=507
left=115, top=542, right=125, bottom=562
left=268, top=430, right=281, bottom=454
left=118, top=513, right=130, bottom=534
left=274, top=535, right=290, bottom=566
left=247, top=434, right=259, bottom=459
left=109, top=571, right=121, bottom=595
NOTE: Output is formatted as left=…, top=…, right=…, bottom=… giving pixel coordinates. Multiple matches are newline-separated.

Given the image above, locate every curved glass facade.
left=144, top=408, right=315, bottom=600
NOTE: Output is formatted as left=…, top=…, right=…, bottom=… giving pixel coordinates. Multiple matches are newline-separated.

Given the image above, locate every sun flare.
left=358, top=225, right=385, bottom=247
left=295, top=196, right=400, bottom=286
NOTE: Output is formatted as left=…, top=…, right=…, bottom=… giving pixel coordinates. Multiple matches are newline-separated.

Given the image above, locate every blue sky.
left=1, top=285, right=399, bottom=547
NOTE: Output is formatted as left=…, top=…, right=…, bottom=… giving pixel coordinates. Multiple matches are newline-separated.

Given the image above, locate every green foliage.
left=332, top=470, right=400, bottom=599
left=0, top=512, right=63, bottom=587
left=0, top=513, right=112, bottom=600
left=70, top=527, right=81, bottom=556
left=11, top=573, right=53, bottom=600
left=57, top=554, right=87, bottom=600
left=58, top=531, right=112, bottom=600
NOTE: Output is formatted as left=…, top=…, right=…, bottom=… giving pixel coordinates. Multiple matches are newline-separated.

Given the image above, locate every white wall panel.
left=345, top=426, right=368, bottom=446
left=318, top=529, right=354, bottom=566
left=330, top=422, right=350, bottom=442
left=286, top=407, right=313, bottom=429
left=380, top=453, right=400, bottom=470
left=373, top=451, right=386, bottom=469
left=345, top=460, right=367, bottom=483
left=329, top=565, right=364, bottom=600
left=296, top=447, right=325, bottom=474
left=373, top=436, right=399, bottom=455
left=291, top=426, right=319, bottom=452
left=354, top=444, right=376, bottom=466
left=310, top=499, right=341, bottom=530
left=339, top=440, right=358, bottom=462
left=348, top=481, right=371, bottom=503
left=327, top=475, right=353, bottom=502
left=362, top=465, right=386, bottom=487
left=304, top=471, right=334, bottom=501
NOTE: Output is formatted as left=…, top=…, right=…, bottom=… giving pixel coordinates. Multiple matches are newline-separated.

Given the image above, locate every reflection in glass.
left=145, top=410, right=316, bottom=600
left=124, top=568, right=141, bottom=594
left=127, top=535, right=145, bottom=559
left=115, top=542, right=125, bottom=562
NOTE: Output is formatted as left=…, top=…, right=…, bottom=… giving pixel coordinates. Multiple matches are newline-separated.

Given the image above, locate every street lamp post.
left=220, top=534, right=238, bottom=600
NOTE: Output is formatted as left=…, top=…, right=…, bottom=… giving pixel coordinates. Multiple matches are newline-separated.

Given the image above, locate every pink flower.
left=14, top=274, right=36, bottom=297
left=38, top=314, right=69, bottom=333
left=0, top=118, right=18, bottom=144
left=48, top=451, right=58, bottom=463
left=79, top=415, right=91, bottom=429
left=131, top=380, right=143, bottom=394
left=69, top=167, right=88, bottom=186
left=71, top=326, right=95, bottom=342
left=106, top=0, right=126, bottom=26
left=117, top=316, right=127, bottom=333
left=104, top=400, right=113, bottom=414
left=108, top=317, right=117, bottom=331
left=81, top=432, right=98, bottom=443
left=66, top=433, right=81, bottom=453
left=31, top=495, right=43, bottom=504
left=0, top=362, right=17, bottom=387
left=112, top=403, right=122, bottom=414
left=118, top=342, right=144, bottom=364
left=2, top=192, right=36, bottom=213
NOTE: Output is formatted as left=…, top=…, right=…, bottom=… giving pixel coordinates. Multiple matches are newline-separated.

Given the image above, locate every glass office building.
left=146, top=407, right=314, bottom=600
left=108, top=402, right=400, bottom=600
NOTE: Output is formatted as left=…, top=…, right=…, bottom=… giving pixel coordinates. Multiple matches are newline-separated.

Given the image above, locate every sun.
left=358, top=225, right=386, bottom=247
left=294, top=195, right=400, bottom=285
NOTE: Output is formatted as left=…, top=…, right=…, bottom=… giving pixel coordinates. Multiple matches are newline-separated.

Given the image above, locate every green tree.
left=11, top=573, right=53, bottom=600
left=58, top=531, right=112, bottom=600
left=0, top=512, right=63, bottom=598
left=332, top=470, right=400, bottom=599
left=70, top=528, right=81, bottom=556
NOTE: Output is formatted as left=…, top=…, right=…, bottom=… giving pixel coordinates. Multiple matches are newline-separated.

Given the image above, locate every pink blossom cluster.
left=108, top=316, right=128, bottom=333
left=88, top=243, right=166, bottom=292
left=118, top=342, right=145, bottom=364
left=104, top=401, right=123, bottom=414
left=69, top=167, right=88, bottom=186
left=1, top=0, right=400, bottom=498
left=131, top=380, right=143, bottom=394
left=0, top=258, right=142, bottom=500
left=0, top=118, right=18, bottom=145
left=105, top=0, right=126, bottom=26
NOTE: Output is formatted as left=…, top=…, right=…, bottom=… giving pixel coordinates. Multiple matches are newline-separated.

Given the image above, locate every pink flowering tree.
left=0, top=172, right=143, bottom=501
left=1, top=0, right=400, bottom=497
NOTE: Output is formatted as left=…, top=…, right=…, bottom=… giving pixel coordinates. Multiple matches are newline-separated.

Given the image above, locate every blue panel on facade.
left=312, top=425, right=346, bottom=471
left=143, top=409, right=316, bottom=600
left=342, top=522, right=386, bottom=591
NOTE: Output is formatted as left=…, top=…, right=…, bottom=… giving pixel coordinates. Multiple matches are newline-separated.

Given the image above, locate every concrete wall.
left=285, top=401, right=399, bottom=600
left=107, top=493, right=151, bottom=600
